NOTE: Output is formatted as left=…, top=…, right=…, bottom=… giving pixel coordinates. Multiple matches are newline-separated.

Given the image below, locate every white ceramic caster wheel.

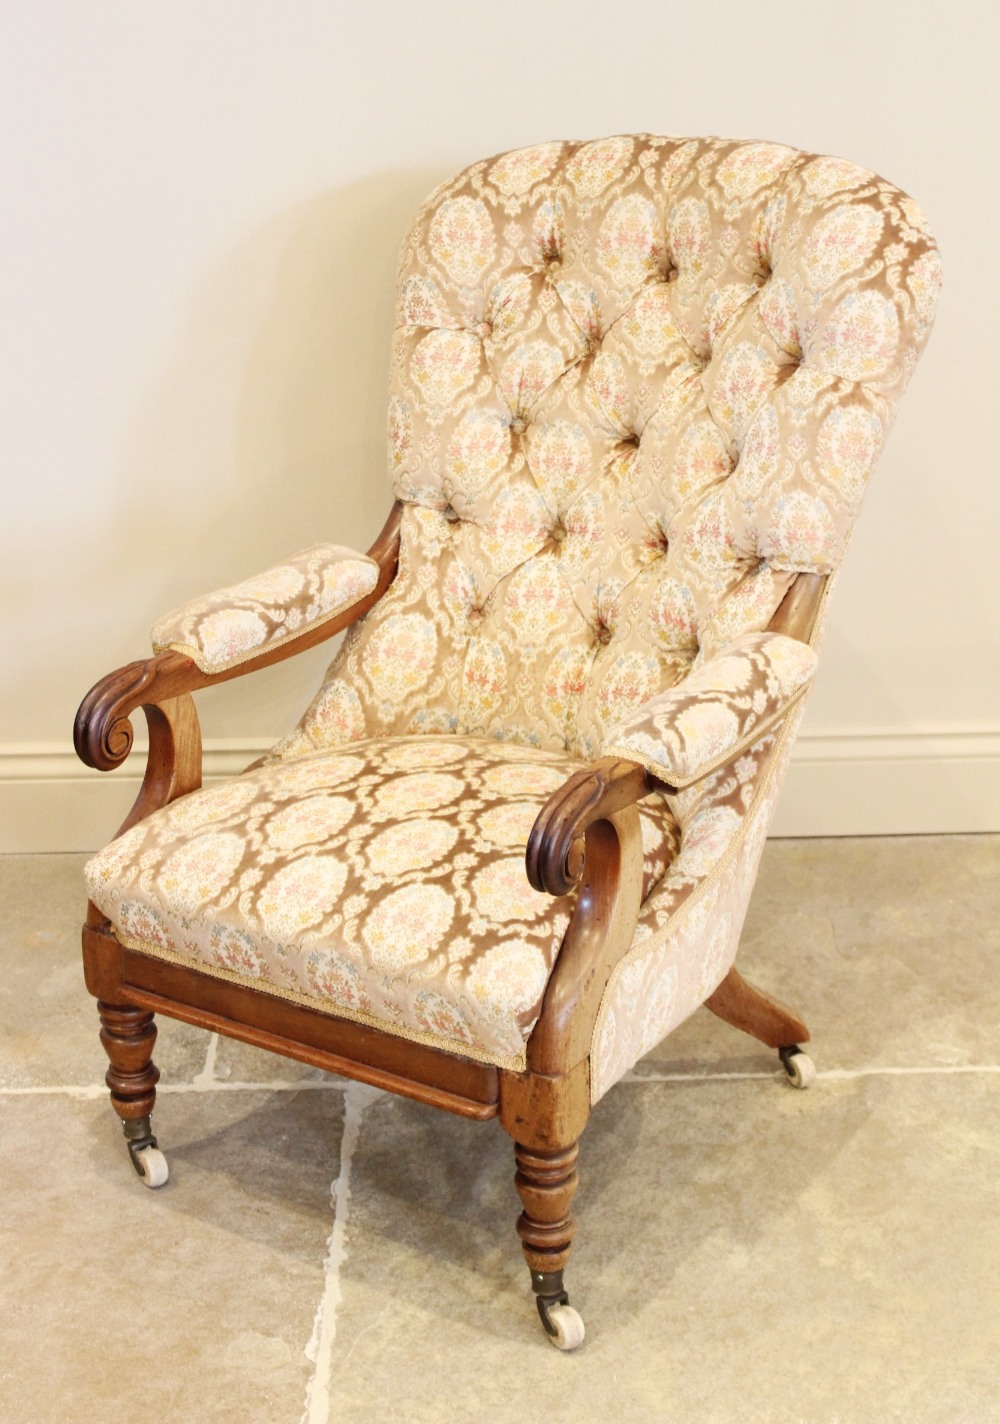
left=782, top=1048, right=816, bottom=1090
left=134, top=1145, right=169, bottom=1188
left=545, top=1304, right=585, bottom=1351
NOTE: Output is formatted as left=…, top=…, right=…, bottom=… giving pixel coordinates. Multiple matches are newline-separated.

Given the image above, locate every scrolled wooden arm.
left=74, top=657, right=165, bottom=773
left=524, top=758, right=662, bottom=1072
left=526, top=756, right=665, bottom=897
left=525, top=758, right=660, bottom=1071
left=527, top=804, right=646, bottom=1075
left=74, top=500, right=403, bottom=777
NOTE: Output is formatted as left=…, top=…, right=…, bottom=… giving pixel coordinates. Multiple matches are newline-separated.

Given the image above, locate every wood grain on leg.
left=500, top=1059, right=589, bottom=1302
left=704, top=966, right=809, bottom=1050
left=514, top=1141, right=579, bottom=1274
left=98, top=1002, right=160, bottom=1122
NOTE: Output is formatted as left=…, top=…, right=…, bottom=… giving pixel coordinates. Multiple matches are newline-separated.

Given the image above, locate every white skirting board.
left=1, top=726, right=999, bottom=853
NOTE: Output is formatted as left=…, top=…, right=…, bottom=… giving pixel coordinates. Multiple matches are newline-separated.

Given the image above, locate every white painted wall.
left=2, top=0, right=998, bottom=849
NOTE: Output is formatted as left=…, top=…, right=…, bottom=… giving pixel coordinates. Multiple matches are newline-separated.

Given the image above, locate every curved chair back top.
left=300, top=136, right=940, bottom=758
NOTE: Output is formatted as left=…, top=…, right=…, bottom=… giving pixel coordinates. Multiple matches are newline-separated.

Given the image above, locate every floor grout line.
left=164, top=1077, right=349, bottom=1094
left=191, top=1031, right=219, bottom=1087
left=0, top=1078, right=350, bottom=1098
left=3, top=1062, right=999, bottom=1102
left=624, top=1063, right=1000, bottom=1084
left=300, top=1081, right=377, bottom=1424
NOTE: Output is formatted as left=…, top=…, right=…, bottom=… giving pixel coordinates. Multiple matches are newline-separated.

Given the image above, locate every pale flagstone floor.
left=1, top=838, right=998, bottom=1424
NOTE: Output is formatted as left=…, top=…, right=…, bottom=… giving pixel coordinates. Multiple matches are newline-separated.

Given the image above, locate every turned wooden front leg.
left=500, top=1058, right=590, bottom=1298
left=98, top=1001, right=160, bottom=1122
left=514, top=1141, right=579, bottom=1274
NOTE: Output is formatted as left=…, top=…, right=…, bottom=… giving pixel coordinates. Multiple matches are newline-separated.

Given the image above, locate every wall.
left=2, top=0, right=997, bottom=851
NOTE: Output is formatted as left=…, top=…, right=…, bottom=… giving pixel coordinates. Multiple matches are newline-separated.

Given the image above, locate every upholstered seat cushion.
left=85, top=736, right=677, bottom=1066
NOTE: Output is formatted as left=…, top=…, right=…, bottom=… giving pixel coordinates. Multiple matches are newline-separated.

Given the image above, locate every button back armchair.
left=76, top=135, right=939, bottom=1349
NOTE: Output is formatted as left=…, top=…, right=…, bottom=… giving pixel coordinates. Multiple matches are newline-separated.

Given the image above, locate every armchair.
left=75, top=135, right=939, bottom=1349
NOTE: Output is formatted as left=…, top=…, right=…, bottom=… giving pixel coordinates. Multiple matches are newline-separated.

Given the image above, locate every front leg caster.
left=531, top=1269, right=585, bottom=1351
left=98, top=1002, right=167, bottom=1186
left=512, top=1139, right=586, bottom=1350
left=123, top=1115, right=169, bottom=1188
left=779, top=1045, right=816, bottom=1090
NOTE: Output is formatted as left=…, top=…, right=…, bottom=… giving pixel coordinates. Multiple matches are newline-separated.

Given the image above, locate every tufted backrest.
left=287, top=136, right=940, bottom=761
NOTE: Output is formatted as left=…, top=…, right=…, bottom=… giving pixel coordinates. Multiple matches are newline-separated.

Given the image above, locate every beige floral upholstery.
left=151, top=544, right=379, bottom=673
left=86, top=736, right=677, bottom=1066
left=93, top=137, right=938, bottom=1092
left=276, top=136, right=939, bottom=767
left=604, top=630, right=816, bottom=787
left=594, top=697, right=809, bottom=1098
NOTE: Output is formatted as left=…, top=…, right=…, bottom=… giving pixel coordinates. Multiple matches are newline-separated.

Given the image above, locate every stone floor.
left=1, top=838, right=998, bottom=1424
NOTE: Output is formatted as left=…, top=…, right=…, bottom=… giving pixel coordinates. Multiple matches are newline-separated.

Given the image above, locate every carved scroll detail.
left=74, top=659, right=161, bottom=772
left=526, top=756, right=659, bottom=897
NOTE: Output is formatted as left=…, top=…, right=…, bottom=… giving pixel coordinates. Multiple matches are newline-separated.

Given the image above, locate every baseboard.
left=2, top=726, right=998, bottom=853
left=0, top=740, right=272, bottom=854
left=768, top=725, right=1000, bottom=837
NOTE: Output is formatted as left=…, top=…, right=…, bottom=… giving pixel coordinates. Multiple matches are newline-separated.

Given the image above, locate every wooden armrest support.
left=524, top=572, right=829, bottom=1074
left=526, top=756, right=665, bottom=898
left=74, top=501, right=403, bottom=775
left=527, top=805, right=645, bottom=1075
left=769, top=570, right=826, bottom=641
left=525, top=757, right=663, bottom=1071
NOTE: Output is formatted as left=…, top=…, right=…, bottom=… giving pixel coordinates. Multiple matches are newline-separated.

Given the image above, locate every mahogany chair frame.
left=75, top=498, right=823, bottom=1338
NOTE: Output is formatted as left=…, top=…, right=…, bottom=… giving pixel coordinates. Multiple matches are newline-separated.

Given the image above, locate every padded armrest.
left=150, top=544, right=380, bottom=674
left=602, top=631, right=817, bottom=789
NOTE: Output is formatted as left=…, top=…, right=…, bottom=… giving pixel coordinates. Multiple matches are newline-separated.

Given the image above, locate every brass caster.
left=123, top=1115, right=169, bottom=1188
left=779, top=1045, right=816, bottom=1090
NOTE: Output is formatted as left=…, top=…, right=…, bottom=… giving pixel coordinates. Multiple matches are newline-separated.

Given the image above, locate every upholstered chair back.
left=279, top=136, right=940, bottom=763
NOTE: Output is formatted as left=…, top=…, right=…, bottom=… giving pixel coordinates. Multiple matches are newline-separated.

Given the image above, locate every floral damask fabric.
left=592, top=697, right=808, bottom=1100
left=151, top=544, right=379, bottom=674
left=119, top=138, right=938, bottom=1087
left=86, top=735, right=677, bottom=1065
left=604, top=630, right=816, bottom=787
left=278, top=135, right=939, bottom=767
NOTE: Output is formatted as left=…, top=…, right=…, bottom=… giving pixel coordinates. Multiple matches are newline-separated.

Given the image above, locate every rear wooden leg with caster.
left=778, top=1044, right=817, bottom=1089
left=705, top=966, right=816, bottom=1088
left=98, top=1001, right=169, bottom=1187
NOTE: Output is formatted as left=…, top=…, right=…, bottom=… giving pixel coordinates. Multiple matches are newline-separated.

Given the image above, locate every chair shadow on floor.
left=106, top=1024, right=864, bottom=1344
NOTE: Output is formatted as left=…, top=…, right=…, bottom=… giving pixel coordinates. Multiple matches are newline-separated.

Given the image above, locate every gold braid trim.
left=113, top=927, right=528, bottom=1073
